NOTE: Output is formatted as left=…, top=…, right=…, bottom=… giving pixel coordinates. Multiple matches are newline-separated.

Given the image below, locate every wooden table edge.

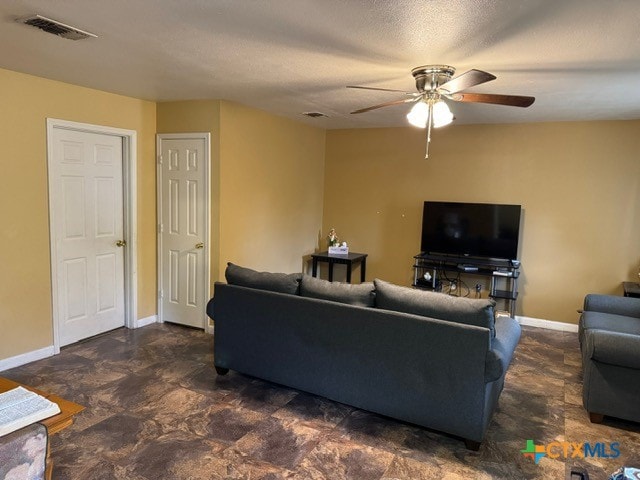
left=0, top=377, right=85, bottom=434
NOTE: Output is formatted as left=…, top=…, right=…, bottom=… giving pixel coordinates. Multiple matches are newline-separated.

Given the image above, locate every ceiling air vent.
left=302, top=112, right=328, bottom=118
left=18, top=14, right=97, bottom=40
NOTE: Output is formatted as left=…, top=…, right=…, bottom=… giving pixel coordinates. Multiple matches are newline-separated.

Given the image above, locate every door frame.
left=46, top=118, right=138, bottom=354
left=156, top=133, right=212, bottom=332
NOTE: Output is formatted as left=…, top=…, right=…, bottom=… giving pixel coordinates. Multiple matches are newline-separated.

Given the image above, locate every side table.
left=311, top=251, right=367, bottom=283
left=0, top=377, right=84, bottom=480
left=623, top=281, right=640, bottom=298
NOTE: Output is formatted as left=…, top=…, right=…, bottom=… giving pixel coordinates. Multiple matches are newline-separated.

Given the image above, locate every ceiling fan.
left=348, top=65, right=535, bottom=158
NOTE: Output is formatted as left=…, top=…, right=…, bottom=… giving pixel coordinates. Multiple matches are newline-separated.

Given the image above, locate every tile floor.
left=3, top=323, right=640, bottom=479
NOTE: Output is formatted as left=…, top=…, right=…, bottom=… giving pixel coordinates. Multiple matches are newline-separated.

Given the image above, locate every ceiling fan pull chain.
left=425, top=103, right=433, bottom=159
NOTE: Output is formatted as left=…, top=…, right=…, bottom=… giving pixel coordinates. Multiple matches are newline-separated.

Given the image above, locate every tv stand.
left=413, top=253, right=520, bottom=317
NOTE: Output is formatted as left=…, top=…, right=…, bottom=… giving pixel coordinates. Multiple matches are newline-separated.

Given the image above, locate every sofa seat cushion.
left=300, top=275, right=375, bottom=307
left=225, top=263, right=301, bottom=295
left=580, top=311, right=640, bottom=336
left=374, top=279, right=496, bottom=336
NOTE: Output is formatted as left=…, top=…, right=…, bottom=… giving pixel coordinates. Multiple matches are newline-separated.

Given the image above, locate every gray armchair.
left=0, top=423, right=48, bottom=480
left=579, top=294, right=640, bottom=424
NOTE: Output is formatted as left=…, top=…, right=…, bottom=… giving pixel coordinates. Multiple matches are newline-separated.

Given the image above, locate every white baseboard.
left=1, top=317, right=157, bottom=371
left=516, top=315, right=579, bottom=333
left=0, top=346, right=55, bottom=372
left=135, top=315, right=158, bottom=328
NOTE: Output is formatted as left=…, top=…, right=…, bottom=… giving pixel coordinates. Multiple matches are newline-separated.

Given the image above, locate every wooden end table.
left=0, top=377, right=84, bottom=480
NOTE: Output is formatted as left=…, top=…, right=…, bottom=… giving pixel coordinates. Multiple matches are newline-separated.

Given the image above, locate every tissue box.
left=328, top=246, right=349, bottom=255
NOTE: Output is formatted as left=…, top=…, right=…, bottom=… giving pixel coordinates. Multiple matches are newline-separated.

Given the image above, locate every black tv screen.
left=420, top=201, right=521, bottom=260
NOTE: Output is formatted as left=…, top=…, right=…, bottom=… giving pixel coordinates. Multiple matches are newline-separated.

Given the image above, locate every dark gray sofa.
left=207, top=266, right=521, bottom=449
left=579, top=294, right=640, bottom=424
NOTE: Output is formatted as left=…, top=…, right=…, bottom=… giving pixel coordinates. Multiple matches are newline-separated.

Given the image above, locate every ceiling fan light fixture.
left=406, top=99, right=453, bottom=129
left=432, top=100, right=453, bottom=128
left=406, top=101, right=429, bottom=128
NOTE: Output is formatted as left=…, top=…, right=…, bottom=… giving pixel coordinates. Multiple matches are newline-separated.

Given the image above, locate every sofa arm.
left=584, top=294, right=640, bottom=318
left=584, top=329, right=640, bottom=370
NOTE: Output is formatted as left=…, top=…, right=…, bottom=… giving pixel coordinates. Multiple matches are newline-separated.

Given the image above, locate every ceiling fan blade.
left=437, top=69, right=496, bottom=94
left=347, top=85, right=416, bottom=95
left=449, top=92, right=535, bottom=107
left=350, top=97, right=419, bottom=114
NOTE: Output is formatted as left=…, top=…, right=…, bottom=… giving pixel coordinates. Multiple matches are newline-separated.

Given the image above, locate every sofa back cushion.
left=374, top=279, right=496, bottom=335
left=300, top=275, right=375, bottom=307
left=225, top=263, right=301, bottom=295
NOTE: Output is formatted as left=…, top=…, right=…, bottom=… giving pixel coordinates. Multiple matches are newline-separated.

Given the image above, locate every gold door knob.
left=195, top=242, right=204, bottom=249
left=116, top=240, right=126, bottom=247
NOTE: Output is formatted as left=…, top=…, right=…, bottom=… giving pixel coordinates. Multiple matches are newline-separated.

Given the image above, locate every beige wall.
left=324, top=121, right=640, bottom=324
left=2, top=65, right=637, bottom=362
left=0, top=68, right=156, bottom=360
left=157, top=100, right=326, bottom=283
left=219, top=101, right=326, bottom=274
left=0, top=84, right=324, bottom=363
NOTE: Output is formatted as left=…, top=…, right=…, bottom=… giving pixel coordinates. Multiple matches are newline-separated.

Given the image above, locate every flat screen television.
left=420, top=201, right=521, bottom=260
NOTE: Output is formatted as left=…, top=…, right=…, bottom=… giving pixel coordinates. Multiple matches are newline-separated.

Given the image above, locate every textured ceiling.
left=1, top=0, right=639, bottom=129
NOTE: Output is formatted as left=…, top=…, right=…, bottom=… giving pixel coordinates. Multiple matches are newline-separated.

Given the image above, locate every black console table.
left=311, top=251, right=367, bottom=283
left=413, top=253, right=520, bottom=317
left=623, top=282, right=640, bottom=298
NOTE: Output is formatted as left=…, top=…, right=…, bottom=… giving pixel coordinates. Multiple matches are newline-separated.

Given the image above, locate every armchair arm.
left=584, top=294, right=640, bottom=318
left=584, top=329, right=640, bottom=370
left=485, top=316, right=521, bottom=383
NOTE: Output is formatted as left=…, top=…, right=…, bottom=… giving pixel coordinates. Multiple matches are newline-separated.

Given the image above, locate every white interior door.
left=158, top=134, right=210, bottom=329
left=50, top=128, right=125, bottom=346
